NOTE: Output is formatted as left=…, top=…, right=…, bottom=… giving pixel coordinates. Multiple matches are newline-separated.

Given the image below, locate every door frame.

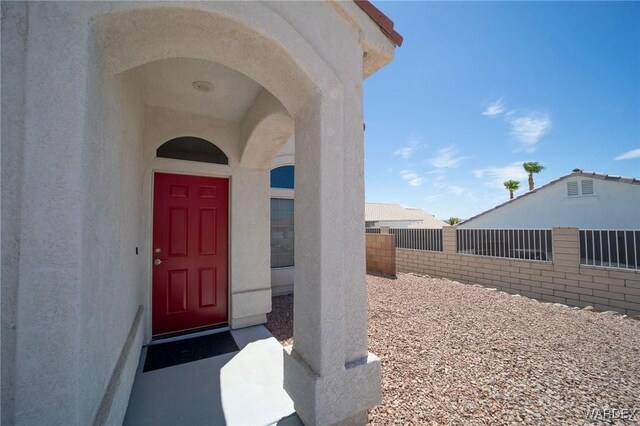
left=143, top=159, right=233, bottom=343
left=151, top=171, right=230, bottom=337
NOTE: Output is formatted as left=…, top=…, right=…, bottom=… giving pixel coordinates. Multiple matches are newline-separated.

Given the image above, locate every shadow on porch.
left=123, top=326, right=302, bottom=426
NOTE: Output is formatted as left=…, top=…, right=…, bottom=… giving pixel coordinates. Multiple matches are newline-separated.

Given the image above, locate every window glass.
left=271, top=198, right=294, bottom=268
left=270, top=166, right=294, bottom=189
left=156, top=137, right=229, bottom=165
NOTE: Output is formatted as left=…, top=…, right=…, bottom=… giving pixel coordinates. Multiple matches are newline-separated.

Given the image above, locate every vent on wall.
left=567, top=181, right=579, bottom=196
left=581, top=179, right=594, bottom=195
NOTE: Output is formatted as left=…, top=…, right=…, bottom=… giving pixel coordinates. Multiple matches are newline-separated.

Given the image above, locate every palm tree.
left=522, top=162, right=545, bottom=191
left=447, top=217, right=460, bottom=225
left=503, top=180, right=520, bottom=200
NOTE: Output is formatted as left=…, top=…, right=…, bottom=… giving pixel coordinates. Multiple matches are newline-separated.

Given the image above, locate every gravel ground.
left=266, top=293, right=293, bottom=347
left=266, top=273, right=640, bottom=425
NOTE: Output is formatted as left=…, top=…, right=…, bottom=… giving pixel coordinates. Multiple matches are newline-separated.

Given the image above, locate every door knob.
left=154, top=259, right=168, bottom=266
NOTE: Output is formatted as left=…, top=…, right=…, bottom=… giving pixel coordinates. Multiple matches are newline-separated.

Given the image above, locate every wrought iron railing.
left=457, top=228, right=553, bottom=261
left=390, top=228, right=443, bottom=252
left=365, top=227, right=443, bottom=251
left=579, top=230, right=639, bottom=269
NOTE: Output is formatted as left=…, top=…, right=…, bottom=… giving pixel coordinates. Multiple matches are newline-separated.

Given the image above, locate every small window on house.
left=581, top=179, right=594, bottom=195
left=270, top=165, right=294, bottom=189
left=271, top=198, right=294, bottom=268
left=156, top=137, right=228, bottom=165
left=567, top=181, right=579, bottom=196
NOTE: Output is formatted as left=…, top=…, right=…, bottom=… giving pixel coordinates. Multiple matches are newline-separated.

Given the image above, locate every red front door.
left=152, top=172, right=229, bottom=336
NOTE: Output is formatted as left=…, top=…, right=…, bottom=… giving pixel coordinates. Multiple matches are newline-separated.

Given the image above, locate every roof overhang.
left=354, top=0, right=403, bottom=47
left=331, top=0, right=403, bottom=78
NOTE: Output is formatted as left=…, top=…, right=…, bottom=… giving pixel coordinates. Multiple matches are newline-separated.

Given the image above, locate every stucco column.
left=283, top=88, right=381, bottom=425
left=230, top=166, right=272, bottom=328
left=1, top=4, right=28, bottom=425
left=11, top=4, right=91, bottom=424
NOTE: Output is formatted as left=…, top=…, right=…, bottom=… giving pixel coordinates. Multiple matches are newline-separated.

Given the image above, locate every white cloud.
left=434, top=182, right=465, bottom=194
left=394, top=137, right=420, bottom=159
left=473, top=161, right=528, bottom=189
left=448, top=185, right=465, bottom=194
left=400, top=169, right=425, bottom=187
left=507, top=112, right=552, bottom=151
left=424, top=194, right=442, bottom=203
left=615, top=148, right=640, bottom=161
left=482, top=99, right=506, bottom=116
left=429, top=145, right=469, bottom=169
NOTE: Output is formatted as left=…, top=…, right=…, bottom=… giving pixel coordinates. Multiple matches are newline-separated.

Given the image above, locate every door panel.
left=169, top=208, right=188, bottom=256
left=152, top=173, right=229, bottom=335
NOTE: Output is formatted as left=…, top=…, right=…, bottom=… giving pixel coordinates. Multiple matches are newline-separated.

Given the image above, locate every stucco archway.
left=93, top=5, right=323, bottom=116
left=7, top=2, right=394, bottom=424
left=240, top=90, right=295, bottom=169
left=92, top=4, right=317, bottom=344
left=89, top=6, right=379, bottom=425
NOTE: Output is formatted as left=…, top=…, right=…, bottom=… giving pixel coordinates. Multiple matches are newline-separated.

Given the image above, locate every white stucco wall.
left=78, top=48, right=146, bottom=424
left=3, top=1, right=395, bottom=424
left=272, top=137, right=295, bottom=169
left=1, top=4, right=28, bottom=424
left=459, top=177, right=640, bottom=229
left=9, top=4, right=95, bottom=425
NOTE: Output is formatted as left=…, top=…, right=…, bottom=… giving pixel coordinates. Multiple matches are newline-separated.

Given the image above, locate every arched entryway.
left=7, top=2, right=397, bottom=425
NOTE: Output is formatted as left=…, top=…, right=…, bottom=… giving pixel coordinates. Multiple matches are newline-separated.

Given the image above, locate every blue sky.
left=363, top=1, right=640, bottom=220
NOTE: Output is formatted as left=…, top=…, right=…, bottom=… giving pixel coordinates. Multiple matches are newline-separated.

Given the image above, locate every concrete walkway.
left=124, top=326, right=301, bottom=426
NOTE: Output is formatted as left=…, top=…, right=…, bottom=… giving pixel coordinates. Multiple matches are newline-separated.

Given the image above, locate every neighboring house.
left=365, top=202, right=448, bottom=228
left=1, top=2, right=401, bottom=425
left=459, top=169, right=640, bottom=229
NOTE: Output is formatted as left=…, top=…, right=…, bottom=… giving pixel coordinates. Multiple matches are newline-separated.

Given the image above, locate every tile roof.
left=365, top=203, right=448, bottom=228
left=460, top=169, right=640, bottom=226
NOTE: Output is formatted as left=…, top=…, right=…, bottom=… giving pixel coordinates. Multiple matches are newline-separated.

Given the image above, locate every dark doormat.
left=143, top=331, right=239, bottom=372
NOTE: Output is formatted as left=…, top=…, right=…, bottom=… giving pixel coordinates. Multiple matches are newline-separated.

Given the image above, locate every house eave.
left=330, top=0, right=400, bottom=78
left=459, top=170, right=640, bottom=227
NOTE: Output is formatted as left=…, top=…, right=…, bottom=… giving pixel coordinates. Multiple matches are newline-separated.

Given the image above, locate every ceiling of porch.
left=134, top=58, right=263, bottom=122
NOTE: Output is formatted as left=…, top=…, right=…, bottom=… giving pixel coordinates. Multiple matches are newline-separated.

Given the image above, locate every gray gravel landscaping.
left=266, top=273, right=640, bottom=425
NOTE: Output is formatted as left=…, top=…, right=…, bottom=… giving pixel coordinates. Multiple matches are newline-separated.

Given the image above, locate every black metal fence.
left=365, top=228, right=443, bottom=251
left=579, top=230, right=639, bottom=269
left=391, top=228, right=443, bottom=252
left=367, top=226, right=640, bottom=268
left=457, top=228, right=553, bottom=261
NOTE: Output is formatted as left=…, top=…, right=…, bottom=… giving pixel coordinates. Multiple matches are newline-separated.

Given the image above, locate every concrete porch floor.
left=124, top=326, right=302, bottom=426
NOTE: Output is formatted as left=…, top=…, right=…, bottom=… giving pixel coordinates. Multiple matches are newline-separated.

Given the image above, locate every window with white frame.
left=270, top=198, right=294, bottom=268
